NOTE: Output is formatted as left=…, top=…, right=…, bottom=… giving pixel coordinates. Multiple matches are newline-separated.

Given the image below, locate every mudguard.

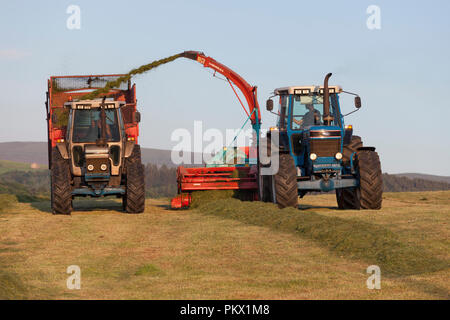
left=124, top=141, right=136, bottom=158
left=357, top=146, right=376, bottom=152
left=56, top=143, right=69, bottom=160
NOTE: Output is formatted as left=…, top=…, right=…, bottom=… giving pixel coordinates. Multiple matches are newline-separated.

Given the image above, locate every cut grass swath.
left=0, top=194, right=17, bottom=213
left=190, top=191, right=449, bottom=277
left=80, top=53, right=184, bottom=100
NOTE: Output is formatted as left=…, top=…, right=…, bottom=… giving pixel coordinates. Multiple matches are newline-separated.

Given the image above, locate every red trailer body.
left=45, top=75, right=139, bottom=168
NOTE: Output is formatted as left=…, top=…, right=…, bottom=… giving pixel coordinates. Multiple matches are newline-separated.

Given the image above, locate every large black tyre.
left=336, top=187, right=360, bottom=209
left=336, top=150, right=383, bottom=210
left=272, top=153, right=298, bottom=209
left=51, top=148, right=72, bottom=215
left=336, top=135, right=363, bottom=209
left=355, top=150, right=383, bottom=209
left=342, top=135, right=362, bottom=165
left=123, top=145, right=145, bottom=213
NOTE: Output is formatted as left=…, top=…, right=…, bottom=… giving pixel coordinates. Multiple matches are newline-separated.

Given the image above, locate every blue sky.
left=0, top=0, right=449, bottom=175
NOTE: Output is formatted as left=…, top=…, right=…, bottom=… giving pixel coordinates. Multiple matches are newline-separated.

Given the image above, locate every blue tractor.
left=261, top=73, right=382, bottom=209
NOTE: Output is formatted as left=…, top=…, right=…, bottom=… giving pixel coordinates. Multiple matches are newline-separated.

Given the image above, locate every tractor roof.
left=274, top=85, right=342, bottom=95
left=64, top=99, right=125, bottom=109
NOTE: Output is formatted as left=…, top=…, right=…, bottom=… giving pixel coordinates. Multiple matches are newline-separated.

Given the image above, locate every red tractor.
left=46, top=75, right=145, bottom=214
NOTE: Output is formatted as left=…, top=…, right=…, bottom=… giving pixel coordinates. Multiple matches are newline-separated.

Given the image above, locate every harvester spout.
left=323, top=73, right=333, bottom=126
left=181, top=51, right=204, bottom=61
left=180, top=50, right=261, bottom=126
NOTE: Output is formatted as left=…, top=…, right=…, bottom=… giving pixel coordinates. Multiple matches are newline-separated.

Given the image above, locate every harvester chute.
left=170, top=51, right=262, bottom=208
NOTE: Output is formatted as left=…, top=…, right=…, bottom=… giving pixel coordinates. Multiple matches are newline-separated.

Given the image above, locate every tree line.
left=0, top=166, right=448, bottom=202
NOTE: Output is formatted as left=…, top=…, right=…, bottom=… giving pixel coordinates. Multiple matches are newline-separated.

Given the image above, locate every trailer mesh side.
left=51, top=75, right=128, bottom=92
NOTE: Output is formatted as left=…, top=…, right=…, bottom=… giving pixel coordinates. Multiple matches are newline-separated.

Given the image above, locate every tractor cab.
left=263, top=73, right=380, bottom=208
left=68, top=100, right=124, bottom=144
left=271, top=84, right=346, bottom=178
left=62, top=99, right=128, bottom=196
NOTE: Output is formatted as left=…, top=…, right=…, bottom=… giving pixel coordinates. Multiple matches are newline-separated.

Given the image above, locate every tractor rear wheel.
left=356, top=150, right=383, bottom=209
left=123, top=145, right=145, bottom=213
left=51, top=148, right=72, bottom=215
left=272, top=153, right=298, bottom=208
left=342, top=135, right=362, bottom=166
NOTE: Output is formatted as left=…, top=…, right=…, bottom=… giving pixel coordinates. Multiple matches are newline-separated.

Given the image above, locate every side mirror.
left=354, top=96, right=362, bottom=109
left=134, top=111, right=141, bottom=123
left=266, top=99, right=274, bottom=111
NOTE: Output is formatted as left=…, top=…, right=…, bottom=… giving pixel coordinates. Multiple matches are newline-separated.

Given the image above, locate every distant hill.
left=383, top=173, right=450, bottom=192
left=0, top=141, right=200, bottom=168
left=393, top=173, right=450, bottom=185
left=0, top=142, right=48, bottom=165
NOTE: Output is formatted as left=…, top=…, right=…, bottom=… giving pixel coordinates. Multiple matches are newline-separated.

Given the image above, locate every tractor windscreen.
left=72, top=109, right=120, bottom=143
left=291, top=94, right=338, bottom=130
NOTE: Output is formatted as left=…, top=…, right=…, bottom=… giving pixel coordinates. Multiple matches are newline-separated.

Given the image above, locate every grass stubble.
left=191, top=191, right=449, bottom=277
left=0, top=191, right=448, bottom=299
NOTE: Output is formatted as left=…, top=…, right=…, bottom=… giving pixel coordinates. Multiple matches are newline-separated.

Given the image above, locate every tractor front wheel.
left=123, top=145, right=145, bottom=213
left=336, top=187, right=360, bottom=209
left=51, top=148, right=72, bottom=215
left=356, top=150, right=383, bottom=209
left=336, top=135, right=363, bottom=209
left=271, top=153, right=298, bottom=209
left=336, top=149, right=383, bottom=210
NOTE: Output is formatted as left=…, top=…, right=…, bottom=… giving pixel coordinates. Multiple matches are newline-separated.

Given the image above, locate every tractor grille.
left=86, top=158, right=110, bottom=174
left=310, top=138, right=341, bottom=157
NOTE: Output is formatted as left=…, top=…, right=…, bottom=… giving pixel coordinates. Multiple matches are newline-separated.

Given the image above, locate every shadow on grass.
left=73, top=199, right=123, bottom=213
left=30, top=201, right=51, bottom=213
left=407, top=278, right=450, bottom=299
left=156, top=203, right=173, bottom=210
left=31, top=199, right=124, bottom=214
left=298, top=203, right=338, bottom=210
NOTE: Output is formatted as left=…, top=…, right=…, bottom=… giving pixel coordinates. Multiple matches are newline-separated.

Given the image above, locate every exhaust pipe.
left=97, top=96, right=107, bottom=146
left=323, top=73, right=333, bottom=126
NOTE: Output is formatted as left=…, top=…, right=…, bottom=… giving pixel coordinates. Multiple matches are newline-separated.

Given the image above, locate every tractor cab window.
left=72, top=109, right=120, bottom=143
left=291, top=95, right=333, bottom=130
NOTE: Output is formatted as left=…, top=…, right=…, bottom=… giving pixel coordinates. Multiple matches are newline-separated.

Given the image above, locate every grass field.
left=0, top=191, right=448, bottom=299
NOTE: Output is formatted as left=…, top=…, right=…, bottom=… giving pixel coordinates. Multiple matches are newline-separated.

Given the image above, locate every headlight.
left=310, top=153, right=317, bottom=161
left=100, top=164, right=107, bottom=171
left=335, top=152, right=343, bottom=160
left=87, top=164, right=94, bottom=171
